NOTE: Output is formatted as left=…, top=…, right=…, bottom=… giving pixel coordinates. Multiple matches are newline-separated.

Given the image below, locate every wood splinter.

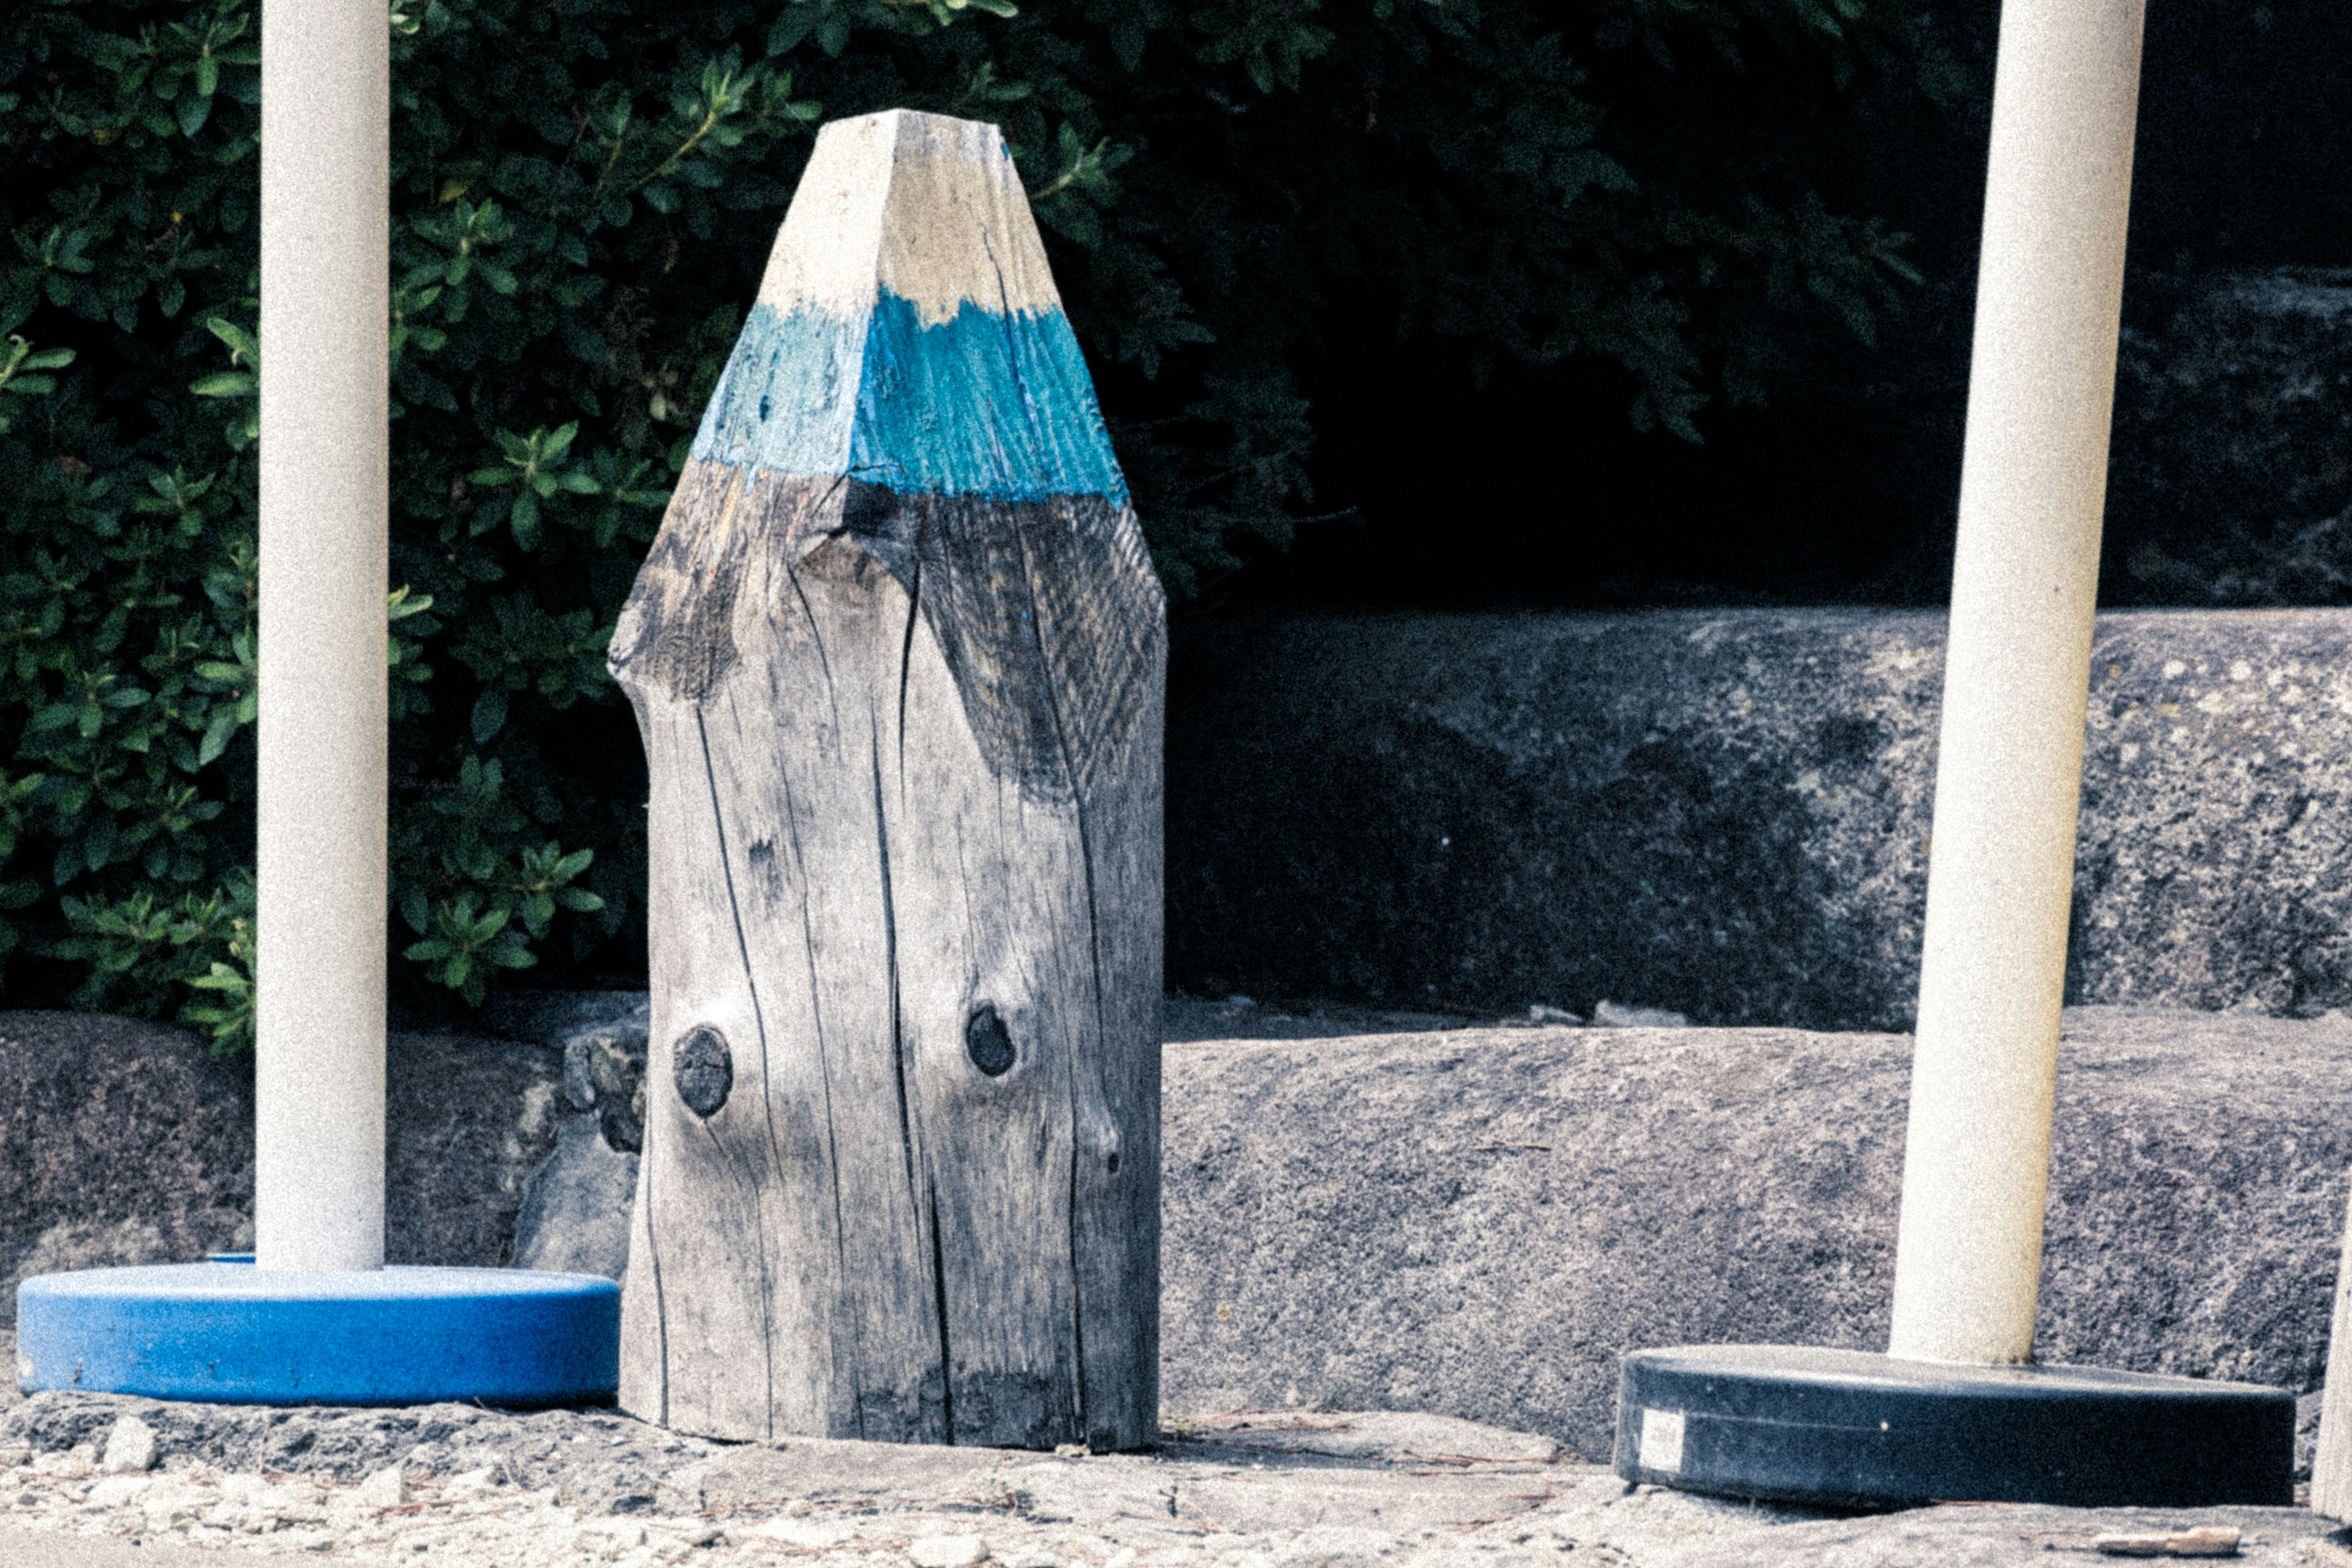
left=609, top=108, right=1165, bottom=1451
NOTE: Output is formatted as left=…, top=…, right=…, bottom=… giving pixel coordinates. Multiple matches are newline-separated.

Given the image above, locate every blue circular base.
left=15, top=1262, right=619, bottom=1408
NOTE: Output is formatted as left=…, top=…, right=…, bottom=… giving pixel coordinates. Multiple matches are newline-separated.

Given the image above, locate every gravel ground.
left=0, top=1393, right=2342, bottom=1568
left=0, top=1398, right=1846, bottom=1567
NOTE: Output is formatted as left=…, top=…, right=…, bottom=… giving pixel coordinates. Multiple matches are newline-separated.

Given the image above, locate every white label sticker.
left=1638, top=1407, right=1686, bottom=1474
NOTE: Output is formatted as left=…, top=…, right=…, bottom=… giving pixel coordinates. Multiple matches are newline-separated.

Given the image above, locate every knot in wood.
left=671, top=1025, right=734, bottom=1118
left=963, top=1005, right=1016, bottom=1077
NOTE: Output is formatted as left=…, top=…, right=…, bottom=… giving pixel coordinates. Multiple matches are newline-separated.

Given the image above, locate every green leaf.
left=767, top=7, right=819, bottom=55
left=197, top=707, right=239, bottom=766
left=472, top=685, right=508, bottom=743
left=205, top=318, right=259, bottom=363
left=510, top=487, right=540, bottom=548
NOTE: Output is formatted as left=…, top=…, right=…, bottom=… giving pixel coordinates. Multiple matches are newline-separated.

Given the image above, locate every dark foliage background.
left=7, top=0, right=2220, bottom=1032
left=1246, top=2, right=2352, bottom=614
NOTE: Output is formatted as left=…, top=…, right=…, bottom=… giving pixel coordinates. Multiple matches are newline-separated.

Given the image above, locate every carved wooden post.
left=608, top=109, right=1165, bottom=1450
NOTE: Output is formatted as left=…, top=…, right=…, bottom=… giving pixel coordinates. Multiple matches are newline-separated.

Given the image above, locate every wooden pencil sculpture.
left=608, top=109, right=1165, bottom=1449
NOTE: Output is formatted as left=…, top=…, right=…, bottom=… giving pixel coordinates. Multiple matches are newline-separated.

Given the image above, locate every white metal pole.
left=255, top=0, right=389, bottom=1272
left=1886, top=0, right=2146, bottom=1366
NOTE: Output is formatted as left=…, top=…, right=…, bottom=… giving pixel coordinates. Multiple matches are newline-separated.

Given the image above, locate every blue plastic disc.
left=15, top=1262, right=619, bottom=1408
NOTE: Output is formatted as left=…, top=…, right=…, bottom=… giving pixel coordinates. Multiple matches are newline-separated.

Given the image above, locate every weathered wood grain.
left=2312, top=1182, right=2352, bottom=1518
left=609, top=108, right=1164, bottom=1450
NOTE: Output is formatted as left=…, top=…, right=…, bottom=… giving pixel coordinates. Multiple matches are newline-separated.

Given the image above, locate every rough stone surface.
left=0, top=1012, right=254, bottom=1330
left=2111, top=269, right=2352, bottom=604
left=1159, top=1006, right=2352, bottom=1461
left=382, top=1028, right=569, bottom=1272
left=1591, top=1001, right=1690, bottom=1028
left=1166, top=608, right=2352, bottom=1027
left=478, top=987, right=650, bottom=1046
left=0, top=1012, right=571, bottom=1322
left=510, top=1110, right=637, bottom=1280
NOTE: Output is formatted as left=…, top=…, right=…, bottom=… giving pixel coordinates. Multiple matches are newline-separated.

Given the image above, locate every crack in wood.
left=608, top=110, right=1162, bottom=1450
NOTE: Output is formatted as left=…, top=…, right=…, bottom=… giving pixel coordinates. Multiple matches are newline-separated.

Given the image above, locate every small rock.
left=100, top=1415, right=159, bottom=1474
left=85, top=1475, right=152, bottom=1507
left=559, top=1012, right=650, bottom=1152
left=0, top=1441, right=30, bottom=1468
left=1224, top=995, right=1257, bottom=1010
left=563, top=1049, right=598, bottom=1109
left=354, top=1466, right=407, bottom=1508
left=1590, top=999, right=1689, bottom=1028
left=442, top=1466, right=500, bottom=1501
left=909, top=1534, right=990, bottom=1568
left=1527, top=1004, right=1583, bottom=1026
left=748, top=1519, right=854, bottom=1548
left=1001, top=1553, right=1060, bottom=1568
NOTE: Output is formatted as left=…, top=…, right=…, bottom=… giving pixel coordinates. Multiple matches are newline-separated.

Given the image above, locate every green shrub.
left=0, top=0, right=1947, bottom=1044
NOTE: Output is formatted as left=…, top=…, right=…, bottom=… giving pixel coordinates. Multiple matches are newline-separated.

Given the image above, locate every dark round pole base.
left=1616, top=1344, right=2294, bottom=1509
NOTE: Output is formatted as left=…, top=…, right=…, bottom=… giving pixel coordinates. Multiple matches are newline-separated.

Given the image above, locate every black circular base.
left=1615, top=1345, right=2295, bottom=1509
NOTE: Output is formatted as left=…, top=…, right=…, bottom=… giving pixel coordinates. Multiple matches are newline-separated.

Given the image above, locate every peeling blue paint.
left=692, top=293, right=1128, bottom=505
